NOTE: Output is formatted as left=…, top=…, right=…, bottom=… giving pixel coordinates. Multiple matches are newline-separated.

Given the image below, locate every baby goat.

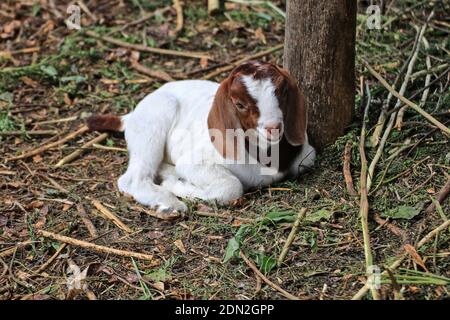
left=87, top=61, right=316, bottom=213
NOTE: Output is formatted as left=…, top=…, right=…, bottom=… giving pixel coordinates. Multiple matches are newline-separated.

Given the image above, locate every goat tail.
left=86, top=114, right=125, bottom=132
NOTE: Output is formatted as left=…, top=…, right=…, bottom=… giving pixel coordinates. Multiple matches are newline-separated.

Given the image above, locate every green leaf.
left=146, top=269, right=171, bottom=282
left=106, top=139, right=114, bottom=147
left=32, top=4, right=41, bottom=16
left=255, top=253, right=277, bottom=274
left=60, top=75, right=86, bottom=83
left=234, top=224, right=250, bottom=241
left=305, top=209, right=332, bottom=223
left=40, top=65, right=58, bottom=77
left=381, top=206, right=421, bottom=220
left=264, top=210, right=295, bottom=224
left=223, top=225, right=250, bottom=263
left=223, top=237, right=239, bottom=263
left=0, top=92, right=13, bottom=103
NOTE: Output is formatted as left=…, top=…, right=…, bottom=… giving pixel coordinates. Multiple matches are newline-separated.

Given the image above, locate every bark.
left=284, top=0, right=357, bottom=150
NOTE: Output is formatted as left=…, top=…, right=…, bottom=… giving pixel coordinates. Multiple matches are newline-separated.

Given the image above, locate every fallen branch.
left=396, top=17, right=433, bottom=129
left=32, top=243, right=67, bottom=276
left=366, top=24, right=426, bottom=191
left=277, top=208, right=307, bottom=267
left=362, top=62, right=449, bottom=137
left=358, top=83, right=380, bottom=300
left=402, top=171, right=436, bottom=200
left=0, top=241, right=33, bottom=258
left=410, top=63, right=448, bottom=80
left=374, top=213, right=408, bottom=241
left=76, top=204, right=98, bottom=238
left=352, top=219, right=450, bottom=300
left=86, top=30, right=209, bottom=59
left=414, top=37, right=432, bottom=116
left=239, top=251, right=301, bottom=300
left=343, top=140, right=357, bottom=196
left=35, top=116, right=78, bottom=125
left=0, top=130, right=58, bottom=136
left=130, top=60, right=174, bottom=82
left=38, top=174, right=69, bottom=193
left=92, top=143, right=127, bottom=153
left=425, top=178, right=450, bottom=214
left=172, top=0, right=184, bottom=34
left=202, top=44, right=283, bottom=80
left=91, top=199, right=133, bottom=233
left=7, top=125, right=89, bottom=161
left=55, top=133, right=108, bottom=168
left=37, top=230, right=157, bottom=262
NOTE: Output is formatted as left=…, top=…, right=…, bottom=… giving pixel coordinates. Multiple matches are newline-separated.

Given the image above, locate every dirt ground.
left=0, top=0, right=449, bottom=300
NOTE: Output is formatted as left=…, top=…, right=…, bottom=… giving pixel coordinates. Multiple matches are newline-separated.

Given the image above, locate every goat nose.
left=265, top=122, right=282, bottom=134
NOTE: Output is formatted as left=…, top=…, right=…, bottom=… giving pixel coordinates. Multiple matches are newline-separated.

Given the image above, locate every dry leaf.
left=404, top=244, right=428, bottom=272
left=125, top=273, right=139, bottom=284
left=66, top=259, right=90, bottom=299
left=1, top=20, right=21, bottom=38
left=221, top=21, right=244, bottom=31
left=62, top=203, right=73, bottom=211
left=20, top=76, right=38, bottom=87
left=146, top=230, right=165, bottom=240
left=130, top=50, right=140, bottom=62
left=254, top=27, right=267, bottom=44
left=200, top=57, right=208, bottom=69
left=231, top=219, right=243, bottom=227
left=27, top=200, right=44, bottom=209
left=33, top=216, right=46, bottom=229
left=63, top=93, right=72, bottom=106
left=33, top=154, right=42, bottom=163
left=174, top=239, right=186, bottom=254
left=41, top=20, right=55, bottom=34
left=153, top=281, right=165, bottom=291
left=86, top=290, right=97, bottom=300
left=16, top=270, right=31, bottom=281
left=0, top=214, right=7, bottom=227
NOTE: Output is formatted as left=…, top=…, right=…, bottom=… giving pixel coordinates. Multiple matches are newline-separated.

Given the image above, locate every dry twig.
left=343, top=140, right=357, bottom=196
left=352, top=219, right=450, bottom=300
left=130, top=60, right=174, bottom=82
left=91, top=199, right=133, bottom=233
left=358, top=83, right=380, bottom=300
left=86, top=30, right=209, bottom=59
left=172, top=0, right=184, bottom=34
left=425, top=179, right=450, bottom=214
left=7, top=125, right=89, bottom=161
left=76, top=204, right=98, bottom=238
left=55, top=133, right=108, bottom=168
left=363, top=61, right=449, bottom=137
left=37, top=230, right=158, bottom=262
left=277, top=208, right=307, bottom=266
left=239, top=251, right=301, bottom=300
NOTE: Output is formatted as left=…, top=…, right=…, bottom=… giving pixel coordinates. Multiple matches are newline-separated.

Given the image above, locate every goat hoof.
left=156, top=201, right=187, bottom=214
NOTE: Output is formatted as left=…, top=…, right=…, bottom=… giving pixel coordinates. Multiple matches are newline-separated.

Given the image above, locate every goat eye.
left=235, top=102, right=247, bottom=111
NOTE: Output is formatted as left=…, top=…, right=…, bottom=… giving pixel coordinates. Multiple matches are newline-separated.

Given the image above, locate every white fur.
left=118, top=79, right=315, bottom=213
left=241, top=75, right=283, bottom=143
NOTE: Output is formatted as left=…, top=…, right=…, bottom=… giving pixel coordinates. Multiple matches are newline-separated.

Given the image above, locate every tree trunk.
left=283, top=0, right=357, bottom=150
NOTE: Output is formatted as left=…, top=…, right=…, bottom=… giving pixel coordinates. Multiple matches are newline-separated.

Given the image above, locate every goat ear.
left=277, top=67, right=307, bottom=146
left=207, top=77, right=242, bottom=159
